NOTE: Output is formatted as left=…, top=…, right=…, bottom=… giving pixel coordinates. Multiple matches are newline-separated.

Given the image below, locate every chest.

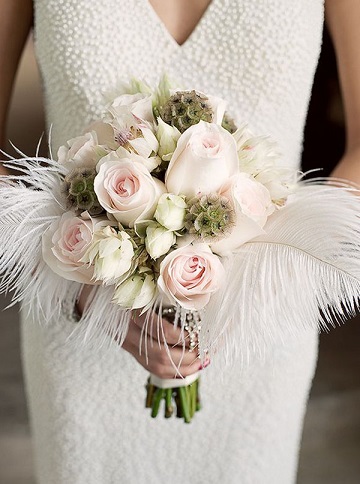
left=33, top=0, right=324, bottom=160
left=147, top=0, right=212, bottom=46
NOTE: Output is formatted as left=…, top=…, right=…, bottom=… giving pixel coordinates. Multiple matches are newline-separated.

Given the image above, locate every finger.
left=143, top=346, right=200, bottom=379
left=125, top=322, right=198, bottom=366
left=132, top=312, right=190, bottom=348
left=123, top=325, right=200, bottom=378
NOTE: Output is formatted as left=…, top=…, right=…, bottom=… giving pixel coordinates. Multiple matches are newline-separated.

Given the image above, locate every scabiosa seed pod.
left=64, top=168, right=103, bottom=215
left=222, top=112, right=238, bottom=134
left=160, top=90, right=213, bottom=133
left=185, top=194, right=236, bottom=242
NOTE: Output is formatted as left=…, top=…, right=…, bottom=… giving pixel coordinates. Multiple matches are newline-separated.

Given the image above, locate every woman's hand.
left=77, top=286, right=203, bottom=379
left=122, top=312, right=202, bottom=379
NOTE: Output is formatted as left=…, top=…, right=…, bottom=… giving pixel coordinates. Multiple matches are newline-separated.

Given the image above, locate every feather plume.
left=0, top=154, right=80, bottom=322
left=0, top=157, right=61, bottom=284
left=67, top=284, right=132, bottom=349
left=200, top=183, right=360, bottom=365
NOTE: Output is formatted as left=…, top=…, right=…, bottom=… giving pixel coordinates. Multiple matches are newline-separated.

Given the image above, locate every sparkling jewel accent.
left=184, top=311, right=201, bottom=352
left=161, top=306, right=201, bottom=353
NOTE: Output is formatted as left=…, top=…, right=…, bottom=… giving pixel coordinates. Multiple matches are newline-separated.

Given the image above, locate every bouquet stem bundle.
left=146, top=377, right=200, bottom=423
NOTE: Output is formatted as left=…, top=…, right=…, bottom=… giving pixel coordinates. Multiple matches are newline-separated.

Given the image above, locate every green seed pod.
left=160, top=90, right=213, bottom=133
left=64, top=168, right=103, bottom=215
left=185, top=194, right=236, bottom=242
left=222, top=112, right=238, bottom=134
left=69, top=177, right=87, bottom=196
left=76, top=191, right=94, bottom=211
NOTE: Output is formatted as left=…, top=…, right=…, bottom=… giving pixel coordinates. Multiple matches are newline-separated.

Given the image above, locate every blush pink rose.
left=94, top=157, right=166, bottom=227
left=157, top=243, right=225, bottom=310
left=42, top=211, right=108, bottom=283
left=211, top=173, right=274, bottom=256
left=165, top=121, right=239, bottom=198
left=222, top=173, right=275, bottom=225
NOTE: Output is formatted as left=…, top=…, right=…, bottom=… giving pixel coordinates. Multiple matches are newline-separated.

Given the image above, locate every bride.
left=0, top=1, right=359, bottom=483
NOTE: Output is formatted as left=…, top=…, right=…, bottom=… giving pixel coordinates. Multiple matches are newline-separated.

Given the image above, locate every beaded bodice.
left=33, top=0, right=324, bottom=167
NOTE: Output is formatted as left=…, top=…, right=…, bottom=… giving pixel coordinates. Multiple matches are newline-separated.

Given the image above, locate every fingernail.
left=198, top=358, right=211, bottom=370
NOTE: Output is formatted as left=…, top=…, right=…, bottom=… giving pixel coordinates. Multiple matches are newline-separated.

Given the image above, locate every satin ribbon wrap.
left=150, top=372, right=199, bottom=389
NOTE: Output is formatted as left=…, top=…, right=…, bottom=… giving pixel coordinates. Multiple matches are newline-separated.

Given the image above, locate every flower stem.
left=165, top=388, right=173, bottom=418
left=151, top=388, right=164, bottom=418
left=189, top=382, right=196, bottom=418
left=145, top=380, right=155, bottom=408
left=175, top=392, right=183, bottom=418
left=178, top=386, right=191, bottom=423
left=196, top=379, right=201, bottom=412
left=145, top=377, right=201, bottom=423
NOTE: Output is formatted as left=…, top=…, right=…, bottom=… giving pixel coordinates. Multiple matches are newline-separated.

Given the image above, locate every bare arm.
left=326, top=0, right=360, bottom=182
left=0, top=0, right=33, bottom=175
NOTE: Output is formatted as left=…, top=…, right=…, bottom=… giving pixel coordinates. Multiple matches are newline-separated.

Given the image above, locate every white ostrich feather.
left=200, top=183, right=360, bottom=364
left=67, top=284, right=132, bottom=349
left=0, top=154, right=74, bottom=321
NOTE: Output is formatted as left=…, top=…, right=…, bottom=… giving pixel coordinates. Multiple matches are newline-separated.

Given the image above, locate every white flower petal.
left=165, top=121, right=239, bottom=198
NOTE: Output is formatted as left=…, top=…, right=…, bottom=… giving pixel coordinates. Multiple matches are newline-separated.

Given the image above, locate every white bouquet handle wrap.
left=150, top=372, right=199, bottom=389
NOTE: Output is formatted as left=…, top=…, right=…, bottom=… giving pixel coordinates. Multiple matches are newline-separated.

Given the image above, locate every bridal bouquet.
left=1, top=76, right=360, bottom=423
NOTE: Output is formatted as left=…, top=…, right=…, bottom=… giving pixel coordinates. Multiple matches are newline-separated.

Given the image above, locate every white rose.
left=94, top=157, right=166, bottom=227
left=106, top=92, right=155, bottom=124
left=42, top=211, right=109, bottom=283
left=82, top=225, right=134, bottom=284
left=97, top=147, right=160, bottom=174
left=210, top=211, right=266, bottom=256
left=57, top=132, right=102, bottom=171
left=113, top=270, right=157, bottom=310
left=145, top=222, right=176, bottom=260
left=156, top=117, right=181, bottom=161
left=165, top=121, right=239, bottom=198
left=154, top=193, right=187, bottom=231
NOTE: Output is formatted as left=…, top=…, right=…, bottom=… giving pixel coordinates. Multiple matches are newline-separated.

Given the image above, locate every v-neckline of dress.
left=144, top=0, right=216, bottom=50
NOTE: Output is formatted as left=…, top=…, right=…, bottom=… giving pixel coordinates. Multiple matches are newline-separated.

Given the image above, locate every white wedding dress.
left=22, top=1, right=324, bottom=483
